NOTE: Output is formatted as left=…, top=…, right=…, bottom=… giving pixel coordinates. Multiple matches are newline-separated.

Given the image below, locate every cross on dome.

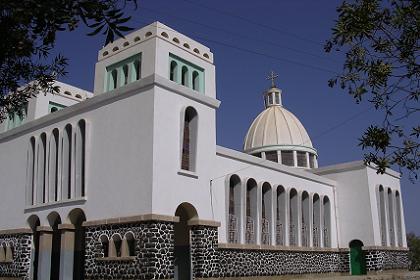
left=266, top=70, right=279, bottom=88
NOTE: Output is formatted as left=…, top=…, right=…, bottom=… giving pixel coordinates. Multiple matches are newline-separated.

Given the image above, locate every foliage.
left=0, top=0, right=137, bottom=121
left=325, top=0, right=419, bottom=179
left=407, top=232, right=420, bottom=270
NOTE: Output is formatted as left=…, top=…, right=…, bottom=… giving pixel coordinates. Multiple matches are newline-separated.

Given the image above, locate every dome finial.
left=266, top=70, right=279, bottom=88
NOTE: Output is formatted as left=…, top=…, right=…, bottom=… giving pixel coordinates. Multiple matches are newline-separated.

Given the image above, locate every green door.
left=350, top=240, right=366, bottom=275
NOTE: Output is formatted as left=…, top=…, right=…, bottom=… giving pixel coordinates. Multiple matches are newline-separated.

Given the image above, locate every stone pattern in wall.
left=365, top=249, right=409, bottom=271
left=218, top=248, right=349, bottom=277
left=190, top=225, right=219, bottom=278
left=0, top=234, right=32, bottom=280
left=84, top=221, right=174, bottom=280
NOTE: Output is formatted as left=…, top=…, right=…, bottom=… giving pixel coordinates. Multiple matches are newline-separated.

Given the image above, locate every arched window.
left=75, top=120, right=86, bottom=197
left=133, top=59, right=141, bottom=81
left=387, top=188, right=395, bottom=246
left=192, top=71, right=200, bottom=91
left=181, top=66, right=189, bottom=86
left=323, top=196, right=331, bottom=247
left=228, top=175, right=241, bottom=243
left=301, top=191, right=310, bottom=246
left=170, top=61, right=178, bottom=82
left=99, top=235, right=109, bottom=258
left=122, top=232, right=135, bottom=257
left=48, top=129, right=59, bottom=202
left=110, top=234, right=122, bottom=257
left=312, top=193, right=321, bottom=247
left=378, top=185, right=387, bottom=245
left=395, top=191, right=403, bottom=247
left=289, top=188, right=298, bottom=246
left=110, top=69, right=118, bottom=90
left=181, top=107, right=198, bottom=171
left=62, top=124, right=72, bottom=200
left=245, top=178, right=257, bottom=244
left=276, top=185, right=286, bottom=245
left=36, top=133, right=47, bottom=204
left=261, top=182, right=272, bottom=245
left=27, top=137, right=36, bottom=205
left=0, top=244, right=5, bottom=262
left=122, top=64, right=129, bottom=86
left=5, top=244, right=13, bottom=262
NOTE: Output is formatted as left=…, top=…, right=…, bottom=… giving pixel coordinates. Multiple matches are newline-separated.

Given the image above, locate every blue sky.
left=52, top=0, right=420, bottom=234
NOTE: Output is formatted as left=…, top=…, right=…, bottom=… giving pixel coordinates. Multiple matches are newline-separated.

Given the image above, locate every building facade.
left=0, top=22, right=409, bottom=280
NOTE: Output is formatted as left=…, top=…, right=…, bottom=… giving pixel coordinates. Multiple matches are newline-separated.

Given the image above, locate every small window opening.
left=192, top=71, right=199, bottom=91
left=170, top=61, right=178, bottom=82
left=181, top=66, right=189, bottom=86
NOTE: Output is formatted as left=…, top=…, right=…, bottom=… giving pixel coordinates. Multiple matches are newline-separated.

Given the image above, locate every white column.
left=309, top=195, right=314, bottom=247
left=271, top=187, right=276, bottom=246
left=293, top=151, right=298, bottom=167
left=297, top=193, right=302, bottom=247
left=37, top=226, right=53, bottom=280
left=285, top=190, right=290, bottom=246
left=59, top=224, right=76, bottom=280
left=277, top=151, right=282, bottom=164
left=306, top=152, right=310, bottom=168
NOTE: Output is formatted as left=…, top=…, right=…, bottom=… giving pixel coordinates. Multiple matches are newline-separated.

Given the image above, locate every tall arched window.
left=323, top=196, right=331, bottom=247
left=181, top=66, right=189, bottom=86
left=181, top=107, right=198, bottom=171
left=110, top=69, right=118, bottom=90
left=312, top=193, right=321, bottom=247
left=36, top=133, right=47, bottom=204
left=27, top=137, right=36, bottom=205
left=133, top=59, right=141, bottom=81
left=228, top=175, right=241, bottom=243
left=395, top=191, right=403, bottom=247
left=245, top=178, right=257, bottom=244
left=378, top=185, right=387, bottom=245
left=0, top=244, right=5, bottom=262
left=75, top=120, right=86, bottom=197
left=387, top=188, right=395, bottom=246
left=170, top=61, right=178, bottom=82
left=261, top=182, right=272, bottom=245
left=301, top=191, right=310, bottom=247
left=48, top=129, right=59, bottom=202
left=276, top=185, right=286, bottom=245
left=192, top=71, right=200, bottom=91
left=110, top=234, right=122, bottom=257
left=289, top=188, right=298, bottom=246
left=99, top=235, right=109, bottom=258
left=61, top=124, right=72, bottom=200
left=122, top=64, right=129, bottom=86
left=122, top=232, right=135, bottom=257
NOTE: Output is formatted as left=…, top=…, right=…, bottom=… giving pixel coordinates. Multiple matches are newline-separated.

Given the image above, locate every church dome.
left=244, top=105, right=313, bottom=151
left=243, top=72, right=318, bottom=168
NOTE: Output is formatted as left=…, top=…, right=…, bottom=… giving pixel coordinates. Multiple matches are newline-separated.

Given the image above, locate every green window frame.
left=6, top=103, right=28, bottom=130
left=169, top=53, right=205, bottom=93
left=105, top=53, right=142, bottom=93
left=48, top=102, right=66, bottom=113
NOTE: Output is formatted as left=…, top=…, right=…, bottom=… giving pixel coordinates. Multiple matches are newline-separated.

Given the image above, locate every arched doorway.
left=349, top=240, right=366, bottom=275
left=47, top=212, right=62, bottom=280
left=27, top=215, right=40, bottom=280
left=68, top=209, right=87, bottom=280
left=174, top=203, right=198, bottom=280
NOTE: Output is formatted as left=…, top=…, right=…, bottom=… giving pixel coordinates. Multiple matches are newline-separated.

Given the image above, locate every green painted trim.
left=104, top=53, right=142, bottom=93
left=169, top=53, right=205, bottom=94
left=6, top=104, right=28, bottom=131
left=48, top=101, right=66, bottom=113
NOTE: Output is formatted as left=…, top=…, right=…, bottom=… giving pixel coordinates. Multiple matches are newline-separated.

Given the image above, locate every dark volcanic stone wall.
left=365, top=249, right=409, bottom=271
left=218, top=248, right=350, bottom=277
left=0, top=233, right=32, bottom=280
left=84, top=221, right=174, bottom=280
left=190, top=225, right=219, bottom=278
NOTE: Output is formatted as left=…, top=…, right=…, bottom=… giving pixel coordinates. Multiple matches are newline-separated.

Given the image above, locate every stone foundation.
left=191, top=225, right=219, bottom=278
left=364, top=249, right=409, bottom=272
left=218, top=247, right=349, bottom=277
left=84, top=221, right=174, bottom=280
left=0, top=233, right=32, bottom=280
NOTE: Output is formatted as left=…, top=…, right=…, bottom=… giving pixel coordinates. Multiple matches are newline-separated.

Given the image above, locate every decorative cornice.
left=0, top=228, right=32, bottom=235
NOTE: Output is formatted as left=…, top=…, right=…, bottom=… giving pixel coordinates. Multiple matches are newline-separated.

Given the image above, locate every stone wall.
left=0, top=233, right=32, bottom=280
left=365, top=249, right=409, bottom=272
left=190, top=225, right=219, bottom=278
left=218, top=247, right=350, bottom=277
left=84, top=221, right=174, bottom=280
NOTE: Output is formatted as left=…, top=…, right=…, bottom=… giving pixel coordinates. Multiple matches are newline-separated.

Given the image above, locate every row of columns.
left=35, top=224, right=81, bottom=280
left=259, top=150, right=318, bottom=168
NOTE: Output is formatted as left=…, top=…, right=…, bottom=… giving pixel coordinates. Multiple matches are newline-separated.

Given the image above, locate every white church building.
left=0, top=22, right=409, bottom=280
